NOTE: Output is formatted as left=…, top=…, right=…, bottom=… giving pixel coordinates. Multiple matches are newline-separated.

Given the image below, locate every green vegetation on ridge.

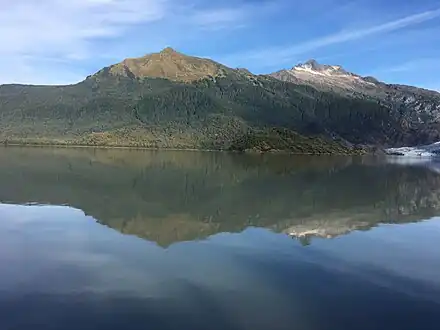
left=0, top=48, right=438, bottom=152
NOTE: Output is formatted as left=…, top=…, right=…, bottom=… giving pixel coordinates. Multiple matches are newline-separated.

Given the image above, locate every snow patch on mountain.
left=293, top=60, right=352, bottom=76
left=277, top=59, right=378, bottom=90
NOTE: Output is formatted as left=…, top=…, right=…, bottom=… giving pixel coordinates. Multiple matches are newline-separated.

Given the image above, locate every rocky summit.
left=0, top=48, right=439, bottom=153
left=104, top=47, right=227, bottom=83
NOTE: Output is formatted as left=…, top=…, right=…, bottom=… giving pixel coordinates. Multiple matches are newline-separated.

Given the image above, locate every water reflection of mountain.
left=0, top=147, right=440, bottom=246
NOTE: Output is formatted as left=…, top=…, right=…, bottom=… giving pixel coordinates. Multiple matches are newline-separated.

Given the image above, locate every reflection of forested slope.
left=0, top=147, right=439, bottom=246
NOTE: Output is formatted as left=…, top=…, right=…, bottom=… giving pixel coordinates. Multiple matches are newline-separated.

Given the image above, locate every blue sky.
left=1, top=0, right=439, bottom=90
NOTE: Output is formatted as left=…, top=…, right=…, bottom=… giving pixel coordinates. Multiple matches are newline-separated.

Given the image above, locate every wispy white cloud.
left=0, top=0, right=166, bottom=59
left=191, top=8, right=248, bottom=28
left=221, top=7, right=440, bottom=68
left=374, top=58, right=440, bottom=74
left=0, top=0, right=168, bottom=84
left=188, top=2, right=282, bottom=30
left=364, top=58, right=440, bottom=92
left=316, top=26, right=440, bottom=65
left=366, top=58, right=440, bottom=90
left=0, top=0, right=282, bottom=84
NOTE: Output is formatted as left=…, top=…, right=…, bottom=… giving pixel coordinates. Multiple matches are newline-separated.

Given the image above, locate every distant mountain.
left=270, top=59, right=440, bottom=146
left=271, top=59, right=376, bottom=93
left=0, top=49, right=439, bottom=152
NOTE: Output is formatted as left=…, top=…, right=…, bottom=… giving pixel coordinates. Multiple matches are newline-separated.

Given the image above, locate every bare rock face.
left=105, top=47, right=227, bottom=83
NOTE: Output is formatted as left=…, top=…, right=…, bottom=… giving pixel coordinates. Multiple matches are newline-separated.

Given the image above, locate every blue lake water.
left=0, top=147, right=439, bottom=330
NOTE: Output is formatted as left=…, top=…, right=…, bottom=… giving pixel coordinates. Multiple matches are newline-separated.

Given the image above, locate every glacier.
left=386, top=141, right=440, bottom=158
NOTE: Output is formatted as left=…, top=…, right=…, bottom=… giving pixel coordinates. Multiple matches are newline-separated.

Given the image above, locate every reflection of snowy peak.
left=386, top=141, right=440, bottom=157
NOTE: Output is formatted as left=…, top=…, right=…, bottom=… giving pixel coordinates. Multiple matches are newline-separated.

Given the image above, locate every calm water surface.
left=0, top=147, right=440, bottom=330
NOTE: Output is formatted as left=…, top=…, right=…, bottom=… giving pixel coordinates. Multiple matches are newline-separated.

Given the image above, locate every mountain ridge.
left=0, top=48, right=439, bottom=153
left=2, top=49, right=439, bottom=93
left=270, top=58, right=440, bottom=140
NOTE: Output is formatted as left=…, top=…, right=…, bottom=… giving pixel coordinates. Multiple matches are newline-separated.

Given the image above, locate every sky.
left=1, top=0, right=439, bottom=90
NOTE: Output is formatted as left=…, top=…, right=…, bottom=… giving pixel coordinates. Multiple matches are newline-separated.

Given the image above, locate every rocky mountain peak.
left=160, top=47, right=178, bottom=54
left=293, top=59, right=350, bottom=76
left=269, top=59, right=384, bottom=97
left=104, top=48, right=226, bottom=83
left=300, top=59, right=324, bottom=71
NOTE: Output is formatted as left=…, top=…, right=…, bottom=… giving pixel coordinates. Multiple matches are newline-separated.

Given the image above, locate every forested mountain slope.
left=1, top=48, right=439, bottom=152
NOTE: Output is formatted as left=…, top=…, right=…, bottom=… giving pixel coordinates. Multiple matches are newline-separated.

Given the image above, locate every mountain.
left=0, top=49, right=439, bottom=152
left=271, top=59, right=377, bottom=94
left=103, top=47, right=228, bottom=82
left=270, top=60, right=440, bottom=146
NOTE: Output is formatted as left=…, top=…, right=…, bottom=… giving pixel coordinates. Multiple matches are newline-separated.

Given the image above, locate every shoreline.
left=0, top=142, right=366, bottom=156
left=3, top=143, right=212, bottom=153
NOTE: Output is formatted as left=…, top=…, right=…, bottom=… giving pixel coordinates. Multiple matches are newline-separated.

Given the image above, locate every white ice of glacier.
left=386, top=141, right=440, bottom=157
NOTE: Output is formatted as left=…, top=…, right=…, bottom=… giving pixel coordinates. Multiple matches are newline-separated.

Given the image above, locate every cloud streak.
left=191, top=8, right=248, bottom=28
left=0, top=0, right=281, bottom=84
left=0, top=0, right=169, bottom=84
left=222, top=8, right=440, bottom=68
left=368, top=58, right=440, bottom=76
left=0, top=0, right=166, bottom=58
left=189, top=2, right=283, bottom=30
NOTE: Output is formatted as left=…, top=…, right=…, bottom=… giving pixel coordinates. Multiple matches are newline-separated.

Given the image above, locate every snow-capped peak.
left=293, top=59, right=351, bottom=77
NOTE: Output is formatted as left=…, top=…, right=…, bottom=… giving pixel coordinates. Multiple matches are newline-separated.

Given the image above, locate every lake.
left=0, top=147, right=439, bottom=330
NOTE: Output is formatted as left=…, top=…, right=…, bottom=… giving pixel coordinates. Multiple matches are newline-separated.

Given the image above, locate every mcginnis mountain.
left=1, top=48, right=439, bottom=153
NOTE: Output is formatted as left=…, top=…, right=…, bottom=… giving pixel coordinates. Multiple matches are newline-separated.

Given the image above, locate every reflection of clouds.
left=0, top=203, right=87, bottom=225
left=0, top=204, right=297, bottom=312
left=0, top=206, right=310, bottom=327
left=385, top=157, right=440, bottom=174
left=0, top=204, right=308, bottom=330
left=0, top=204, right=162, bottom=295
left=386, top=156, right=433, bottom=165
left=309, top=220, right=440, bottom=296
left=1, top=204, right=440, bottom=329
